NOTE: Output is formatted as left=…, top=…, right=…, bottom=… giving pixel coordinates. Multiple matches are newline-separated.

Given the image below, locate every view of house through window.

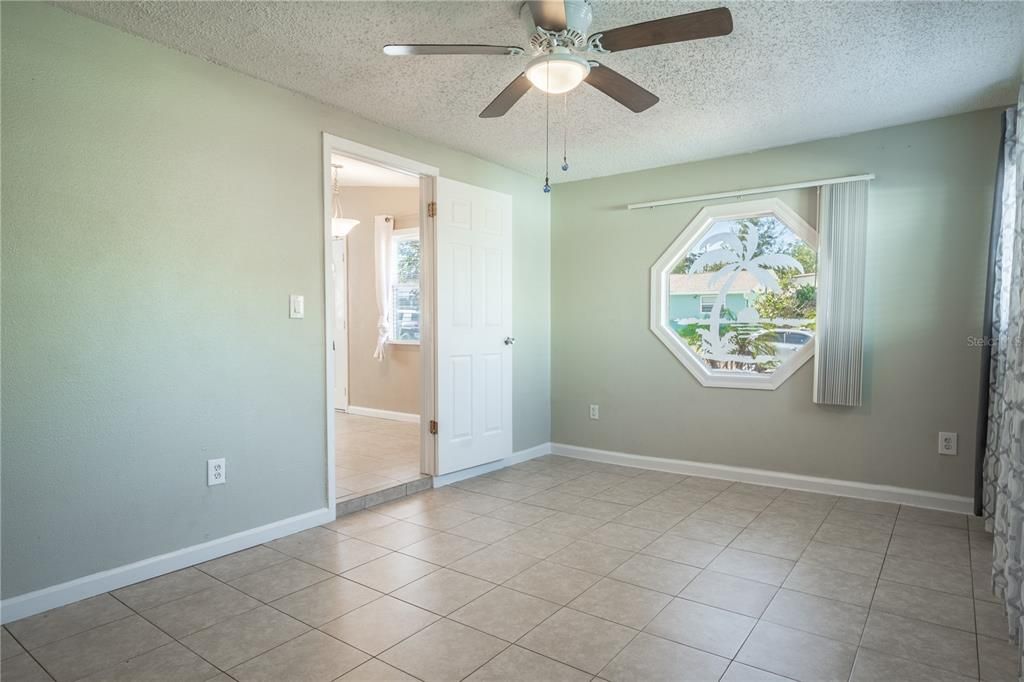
left=667, top=212, right=817, bottom=377
left=391, top=228, right=421, bottom=342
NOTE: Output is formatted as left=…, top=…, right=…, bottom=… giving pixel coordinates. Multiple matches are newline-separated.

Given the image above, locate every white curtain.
left=373, top=215, right=393, bottom=361
left=982, top=75, right=1024, bottom=656
left=813, top=179, right=869, bottom=406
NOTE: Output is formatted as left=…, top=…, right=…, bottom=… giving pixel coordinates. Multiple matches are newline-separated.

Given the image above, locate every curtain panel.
left=813, top=180, right=869, bottom=406
left=373, top=215, right=393, bottom=360
left=982, top=79, right=1024, bottom=657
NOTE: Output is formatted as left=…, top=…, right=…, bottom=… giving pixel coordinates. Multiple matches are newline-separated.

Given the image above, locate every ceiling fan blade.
left=585, top=62, right=659, bottom=113
left=592, top=7, right=733, bottom=53
left=526, top=0, right=567, bottom=31
left=384, top=44, right=523, bottom=56
left=479, top=74, right=533, bottom=118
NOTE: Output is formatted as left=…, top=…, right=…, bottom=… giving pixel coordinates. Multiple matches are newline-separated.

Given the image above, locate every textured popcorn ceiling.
left=61, top=1, right=1024, bottom=182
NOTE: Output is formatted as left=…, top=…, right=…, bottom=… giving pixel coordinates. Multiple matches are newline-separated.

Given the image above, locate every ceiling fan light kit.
left=525, top=48, right=591, bottom=94
left=383, top=0, right=733, bottom=186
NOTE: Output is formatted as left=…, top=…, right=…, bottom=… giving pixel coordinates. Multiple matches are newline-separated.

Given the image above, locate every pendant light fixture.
left=331, top=164, right=360, bottom=239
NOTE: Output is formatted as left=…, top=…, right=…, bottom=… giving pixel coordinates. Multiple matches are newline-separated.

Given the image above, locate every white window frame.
left=389, top=227, right=421, bottom=346
left=699, top=294, right=716, bottom=316
left=649, top=197, right=818, bottom=390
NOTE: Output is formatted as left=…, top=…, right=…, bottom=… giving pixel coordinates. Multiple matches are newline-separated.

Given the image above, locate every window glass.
left=667, top=214, right=817, bottom=377
left=391, top=232, right=420, bottom=342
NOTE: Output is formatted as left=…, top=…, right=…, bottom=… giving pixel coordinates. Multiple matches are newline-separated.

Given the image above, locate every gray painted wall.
left=551, top=110, right=1001, bottom=498
left=1, top=3, right=551, bottom=599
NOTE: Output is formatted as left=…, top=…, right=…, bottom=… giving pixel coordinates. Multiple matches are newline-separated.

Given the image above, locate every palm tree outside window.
left=650, top=198, right=819, bottom=389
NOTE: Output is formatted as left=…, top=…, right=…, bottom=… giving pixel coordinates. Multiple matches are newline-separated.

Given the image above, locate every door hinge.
left=429, top=420, right=438, bottom=435
left=427, top=201, right=437, bottom=218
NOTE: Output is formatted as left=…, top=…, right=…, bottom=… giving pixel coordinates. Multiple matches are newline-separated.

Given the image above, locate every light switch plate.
left=289, top=294, right=304, bottom=319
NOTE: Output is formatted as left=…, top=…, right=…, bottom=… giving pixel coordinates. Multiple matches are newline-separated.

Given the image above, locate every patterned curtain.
left=983, top=72, right=1024, bottom=657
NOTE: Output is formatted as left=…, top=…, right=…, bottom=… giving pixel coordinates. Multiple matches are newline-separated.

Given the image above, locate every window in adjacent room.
left=390, top=227, right=421, bottom=343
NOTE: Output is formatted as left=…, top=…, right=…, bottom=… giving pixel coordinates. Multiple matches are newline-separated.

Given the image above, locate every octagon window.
left=650, top=198, right=818, bottom=390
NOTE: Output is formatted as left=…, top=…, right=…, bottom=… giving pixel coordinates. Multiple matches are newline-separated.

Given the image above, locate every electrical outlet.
left=589, top=404, right=599, bottom=420
left=938, top=432, right=957, bottom=456
left=208, top=458, right=226, bottom=486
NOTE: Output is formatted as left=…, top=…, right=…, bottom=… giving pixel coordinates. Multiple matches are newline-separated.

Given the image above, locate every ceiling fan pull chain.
left=561, top=93, right=570, bottom=172
left=543, top=64, right=552, bottom=193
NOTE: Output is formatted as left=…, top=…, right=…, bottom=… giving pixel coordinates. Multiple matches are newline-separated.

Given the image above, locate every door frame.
left=331, top=237, right=349, bottom=412
left=321, top=133, right=439, bottom=505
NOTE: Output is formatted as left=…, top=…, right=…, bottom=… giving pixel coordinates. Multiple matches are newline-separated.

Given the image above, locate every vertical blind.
left=813, top=180, right=869, bottom=406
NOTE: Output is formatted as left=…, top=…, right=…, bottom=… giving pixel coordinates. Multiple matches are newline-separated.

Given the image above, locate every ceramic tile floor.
left=335, top=412, right=422, bottom=499
left=2, top=454, right=1015, bottom=682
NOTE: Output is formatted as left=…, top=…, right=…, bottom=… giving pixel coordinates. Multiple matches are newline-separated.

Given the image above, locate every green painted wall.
left=551, top=110, right=1000, bottom=497
left=1, top=3, right=550, bottom=599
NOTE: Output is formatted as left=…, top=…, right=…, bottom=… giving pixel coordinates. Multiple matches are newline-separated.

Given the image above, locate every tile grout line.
left=854, top=506, right=984, bottom=680
left=845, top=502, right=897, bottom=681
left=2, top=626, right=58, bottom=682
left=355, top=468, right=658, bottom=678
left=386, top=476, right=947, bottom=651
left=967, top=512, right=982, bottom=681
left=105, top=589, right=236, bottom=679
left=108, top=541, right=354, bottom=678
left=721, top=491, right=841, bottom=678
left=289, top=526, right=600, bottom=679
left=385, top=493, right=986, bottom=677
left=7, top=457, right=985, bottom=682
left=450, top=464, right=980, bottom=674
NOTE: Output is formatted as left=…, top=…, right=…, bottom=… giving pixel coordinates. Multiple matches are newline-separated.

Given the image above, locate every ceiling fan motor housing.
left=563, top=0, right=594, bottom=35
left=524, top=0, right=594, bottom=51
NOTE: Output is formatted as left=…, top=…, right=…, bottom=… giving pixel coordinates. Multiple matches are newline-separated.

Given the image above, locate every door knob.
left=504, top=336, right=516, bottom=346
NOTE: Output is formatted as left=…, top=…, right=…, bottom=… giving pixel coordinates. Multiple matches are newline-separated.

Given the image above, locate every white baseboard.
left=345, top=406, right=420, bottom=423
left=433, top=442, right=552, bottom=487
left=551, top=443, right=974, bottom=515
left=0, top=507, right=334, bottom=624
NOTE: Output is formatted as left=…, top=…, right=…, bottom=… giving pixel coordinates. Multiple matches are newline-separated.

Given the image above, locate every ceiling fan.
left=383, top=0, right=733, bottom=117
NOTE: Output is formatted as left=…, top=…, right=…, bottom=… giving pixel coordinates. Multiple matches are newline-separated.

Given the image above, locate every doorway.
left=322, top=134, right=516, bottom=509
left=322, top=135, right=439, bottom=505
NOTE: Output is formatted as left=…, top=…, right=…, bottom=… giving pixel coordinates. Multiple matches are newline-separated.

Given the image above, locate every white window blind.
left=813, top=180, right=869, bottom=406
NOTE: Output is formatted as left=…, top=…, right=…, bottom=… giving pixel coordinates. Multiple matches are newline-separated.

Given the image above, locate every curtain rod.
left=626, top=173, right=876, bottom=210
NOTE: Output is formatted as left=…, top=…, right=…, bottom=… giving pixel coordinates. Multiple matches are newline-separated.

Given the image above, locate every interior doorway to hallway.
left=323, top=136, right=439, bottom=505
left=322, top=133, right=516, bottom=509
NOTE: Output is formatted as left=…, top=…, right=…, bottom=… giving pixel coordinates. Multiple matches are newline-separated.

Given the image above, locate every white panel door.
left=435, top=178, right=513, bottom=475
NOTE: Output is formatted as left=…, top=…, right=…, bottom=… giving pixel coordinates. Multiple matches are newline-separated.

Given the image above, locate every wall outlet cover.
left=938, top=432, right=957, bottom=456
left=208, top=458, right=226, bottom=486
left=589, top=404, right=599, bottom=420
